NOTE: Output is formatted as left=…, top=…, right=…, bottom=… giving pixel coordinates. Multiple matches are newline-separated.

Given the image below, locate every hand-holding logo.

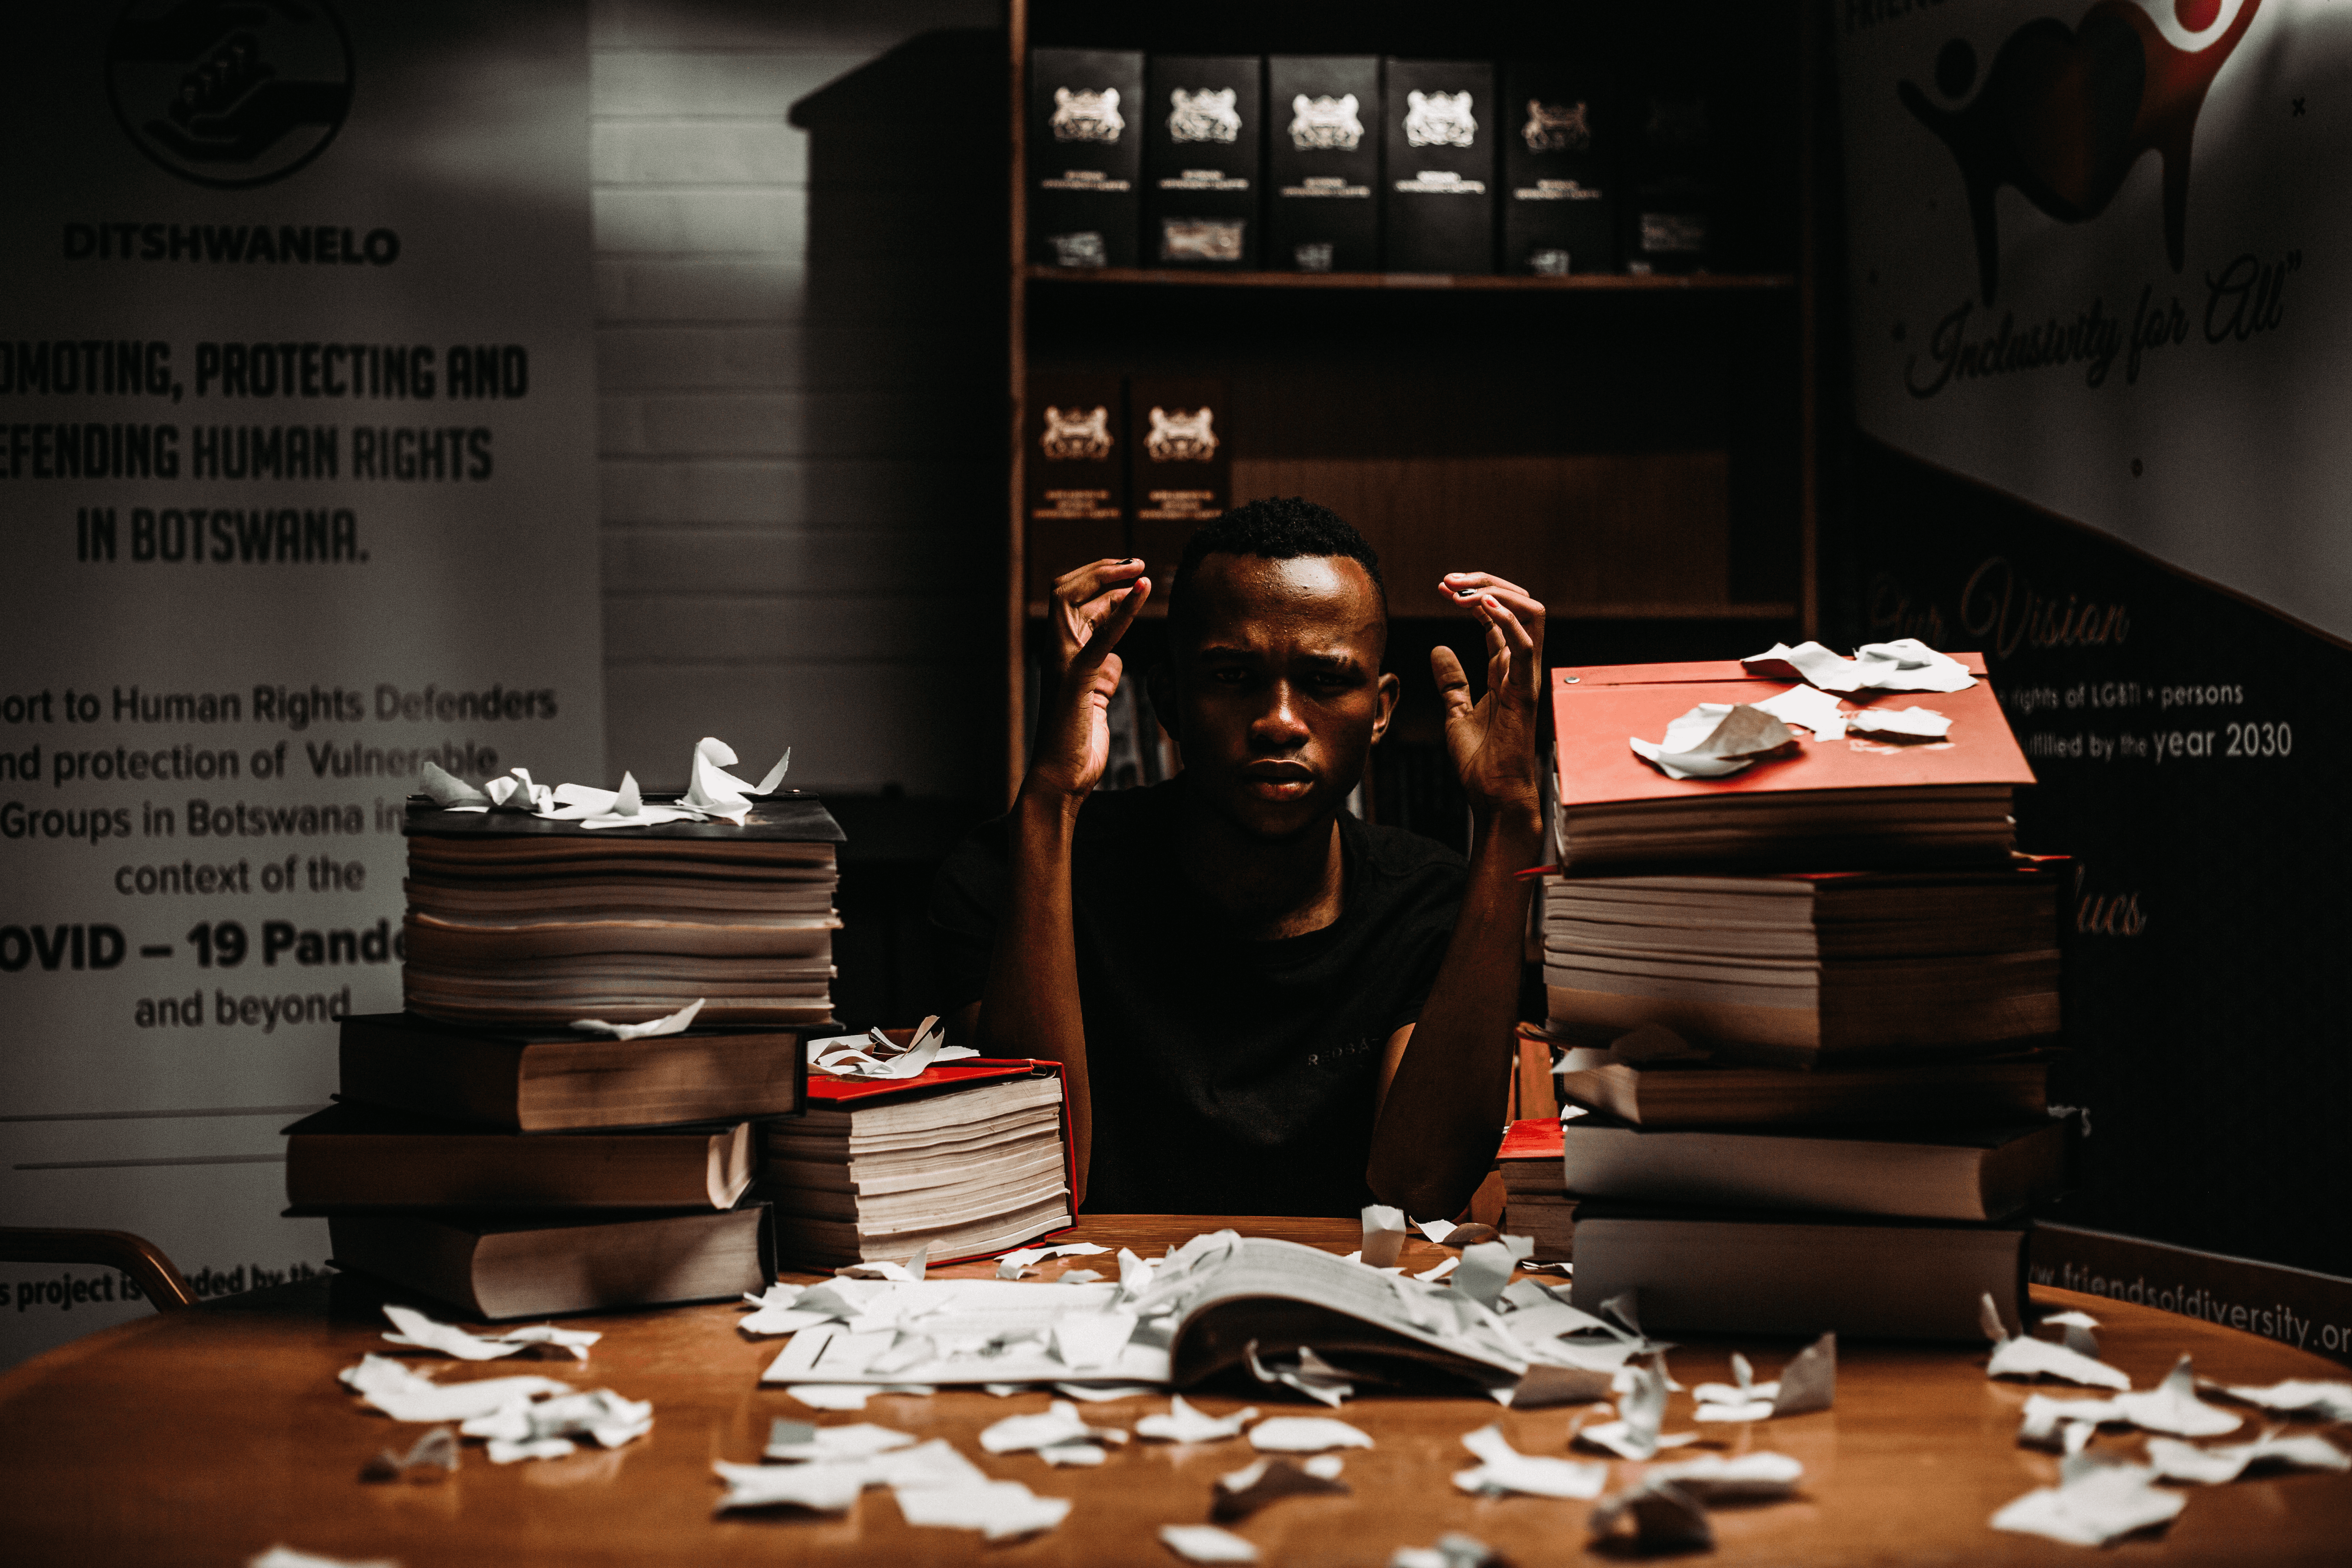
left=1899, top=0, right=2264, bottom=302
left=1168, top=87, right=1240, bottom=144
left=1404, top=90, right=1477, bottom=149
left=1146, top=406, right=1218, bottom=463
left=1523, top=99, right=1592, bottom=153
left=1040, top=405, right=1114, bottom=462
left=105, top=0, right=355, bottom=188
left=1051, top=87, right=1125, bottom=143
left=1289, top=93, right=1364, bottom=150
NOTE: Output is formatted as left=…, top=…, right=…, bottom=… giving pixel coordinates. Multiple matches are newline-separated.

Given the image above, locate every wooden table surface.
left=3, top=1215, right=2348, bottom=1566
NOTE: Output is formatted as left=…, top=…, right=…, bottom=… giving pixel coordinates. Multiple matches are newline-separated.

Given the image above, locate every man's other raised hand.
left=1431, top=570, right=1546, bottom=822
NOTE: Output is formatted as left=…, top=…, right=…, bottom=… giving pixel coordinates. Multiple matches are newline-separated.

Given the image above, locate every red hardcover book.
left=1497, top=1116, right=1566, bottom=1163
left=1549, top=656, right=2036, bottom=873
left=792, top=1058, right=1077, bottom=1263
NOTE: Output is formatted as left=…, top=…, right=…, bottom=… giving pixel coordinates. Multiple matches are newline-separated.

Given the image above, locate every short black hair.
left=1165, top=497, right=1387, bottom=639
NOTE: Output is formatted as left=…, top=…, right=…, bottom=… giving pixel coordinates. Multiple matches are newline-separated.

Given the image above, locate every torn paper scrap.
left=2018, top=1394, right=2113, bottom=1454
left=340, top=1357, right=576, bottom=1424
left=250, top=1550, right=400, bottom=1568
left=381, top=1305, right=537, bottom=1361
left=784, top=1384, right=886, bottom=1411
left=1575, top=1361, right=1695, bottom=1460
left=2038, top=1311, right=2101, bottom=1359
left=1056, top=1383, right=1161, bottom=1404
left=1247, top=1417, right=1374, bottom=1453
left=839, top=1244, right=929, bottom=1281
left=997, top=1241, right=1112, bottom=1279
left=1646, top=1451, right=1804, bottom=1502
left=359, top=1425, right=459, bottom=1483
left=1386, top=1535, right=1503, bottom=1568
left=1749, top=682, right=1850, bottom=741
left=1843, top=704, right=1951, bottom=742
left=738, top=1284, right=829, bottom=1338
left=1630, top=703, right=1795, bottom=780
left=419, top=761, right=491, bottom=808
left=571, top=998, right=704, bottom=1040
left=1212, top=1457, right=1350, bottom=1521
left=2107, top=1357, right=2243, bottom=1437
left=1451, top=1237, right=1533, bottom=1311
left=1414, top=1257, right=1459, bottom=1283
left=1982, top=1293, right=2129, bottom=1389
left=461, top=1388, right=652, bottom=1452
left=1854, top=639, right=1977, bottom=692
left=1990, top=1455, right=2183, bottom=1547
left=486, top=1437, right=578, bottom=1465
left=711, top=1458, right=864, bottom=1515
left=1414, top=1218, right=1457, bottom=1246
left=1247, top=1342, right=1356, bottom=1408
left=765, top=1421, right=915, bottom=1461
left=1451, top=1424, right=1608, bottom=1499
left=2145, top=1432, right=2350, bottom=1485
left=1693, top=1334, right=1835, bottom=1421
left=892, top=1479, right=1072, bottom=1541
left=1054, top=1311, right=1139, bottom=1370
left=1160, top=1524, right=1261, bottom=1564
left=1502, top=1363, right=1615, bottom=1409
left=1744, top=641, right=1867, bottom=691
left=1138, top=1396, right=1258, bottom=1443
left=2207, top=1378, right=2352, bottom=1423
left=979, top=1400, right=1126, bottom=1457
left=1589, top=1477, right=1713, bottom=1553
left=1361, top=1205, right=1409, bottom=1269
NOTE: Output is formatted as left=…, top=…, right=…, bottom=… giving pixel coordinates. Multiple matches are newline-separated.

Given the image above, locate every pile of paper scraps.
left=803, top=1014, right=980, bottom=1081
left=339, top=1307, right=649, bottom=1471
left=1981, top=1295, right=2352, bottom=1545
left=1629, top=639, right=1973, bottom=779
left=417, top=735, right=791, bottom=829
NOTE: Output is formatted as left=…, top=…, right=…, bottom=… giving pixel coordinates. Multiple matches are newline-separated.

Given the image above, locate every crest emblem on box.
left=1523, top=99, right=1591, bottom=153
left=1146, top=406, right=1219, bottom=463
left=1051, top=87, right=1125, bottom=142
left=1045, top=231, right=1107, bottom=268
left=1160, top=219, right=1244, bottom=263
left=1288, top=93, right=1363, bottom=151
left=1168, top=87, right=1240, bottom=144
left=1404, top=90, right=1477, bottom=149
left=1040, top=405, right=1114, bottom=461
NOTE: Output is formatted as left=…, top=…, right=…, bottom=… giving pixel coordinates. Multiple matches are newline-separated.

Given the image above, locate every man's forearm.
left=981, top=787, right=1095, bottom=1203
left=1366, top=802, right=1544, bottom=1217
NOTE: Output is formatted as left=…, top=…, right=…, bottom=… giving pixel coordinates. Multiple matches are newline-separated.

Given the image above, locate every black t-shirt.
left=929, top=778, right=1466, bottom=1217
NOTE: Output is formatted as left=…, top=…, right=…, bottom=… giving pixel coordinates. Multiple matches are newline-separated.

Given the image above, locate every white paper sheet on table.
left=1748, top=682, right=1849, bottom=740
left=1451, top=1423, right=1608, bottom=1499
left=2145, top=1432, right=2350, bottom=1484
left=1160, top=1524, right=1261, bottom=1563
left=1138, top=1396, right=1258, bottom=1443
left=2206, top=1376, right=2352, bottom=1423
left=1991, top=1454, right=2184, bottom=1547
left=340, top=1356, right=578, bottom=1423
left=379, top=1305, right=599, bottom=1362
left=759, top=1282, right=1171, bottom=1386
left=1247, top=1416, right=1372, bottom=1453
left=1982, top=1294, right=2130, bottom=1389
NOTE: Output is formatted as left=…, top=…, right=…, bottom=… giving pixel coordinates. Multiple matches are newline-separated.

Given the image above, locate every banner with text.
left=0, top=1, right=602, bottom=1365
left=1836, top=0, right=2348, bottom=642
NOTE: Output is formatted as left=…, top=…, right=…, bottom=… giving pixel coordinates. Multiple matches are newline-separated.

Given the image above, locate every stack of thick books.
left=400, top=795, right=844, bottom=1028
left=283, top=791, right=848, bottom=1319
left=764, top=1056, right=1075, bottom=1268
left=1541, top=655, right=2071, bottom=1338
left=1493, top=1115, right=1576, bottom=1262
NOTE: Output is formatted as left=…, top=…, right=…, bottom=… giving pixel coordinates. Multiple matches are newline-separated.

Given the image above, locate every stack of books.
left=1540, top=655, right=2070, bottom=1339
left=764, top=1054, right=1076, bottom=1269
left=1493, top=1114, right=1576, bottom=1261
left=400, top=795, right=844, bottom=1028
left=283, top=792, right=849, bottom=1319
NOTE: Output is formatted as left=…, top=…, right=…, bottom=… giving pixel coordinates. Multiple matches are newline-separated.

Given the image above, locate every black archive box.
left=1143, top=55, right=1262, bottom=268
left=1028, top=49, right=1145, bottom=269
left=1381, top=59, right=1496, bottom=274
left=1501, top=60, right=1618, bottom=275
left=1025, top=375, right=1129, bottom=605
left=1627, top=86, right=1714, bottom=274
left=1128, top=376, right=1230, bottom=586
left=1265, top=56, right=1380, bottom=273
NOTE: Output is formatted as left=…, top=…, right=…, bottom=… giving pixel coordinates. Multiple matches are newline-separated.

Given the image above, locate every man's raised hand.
left=1431, top=571, right=1547, bottom=820
left=1049, top=557, right=1149, bottom=682
left=1030, top=562, right=1151, bottom=800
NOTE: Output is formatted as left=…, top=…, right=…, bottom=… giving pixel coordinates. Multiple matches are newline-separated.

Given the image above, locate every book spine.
left=1381, top=59, right=1496, bottom=274
left=1625, top=85, right=1713, bottom=275
left=1501, top=60, right=1618, bottom=275
left=1027, top=49, right=1146, bottom=269
left=1025, top=375, right=1129, bottom=605
left=1127, top=375, right=1231, bottom=585
left=1264, top=56, right=1380, bottom=273
left=1142, top=56, right=1262, bottom=269
left=338, top=1018, right=522, bottom=1130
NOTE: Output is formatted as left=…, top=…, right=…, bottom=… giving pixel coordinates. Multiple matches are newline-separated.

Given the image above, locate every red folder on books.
left=1549, top=657, right=2036, bottom=873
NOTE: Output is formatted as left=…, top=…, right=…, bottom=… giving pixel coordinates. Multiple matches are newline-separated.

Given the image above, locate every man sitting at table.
left=931, top=499, right=1548, bottom=1220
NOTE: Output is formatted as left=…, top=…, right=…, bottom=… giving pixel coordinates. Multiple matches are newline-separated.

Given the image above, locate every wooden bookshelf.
left=1003, top=2, right=1820, bottom=800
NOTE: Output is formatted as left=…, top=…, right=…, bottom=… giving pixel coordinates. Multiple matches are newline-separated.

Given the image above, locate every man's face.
left=1160, top=552, right=1397, bottom=840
